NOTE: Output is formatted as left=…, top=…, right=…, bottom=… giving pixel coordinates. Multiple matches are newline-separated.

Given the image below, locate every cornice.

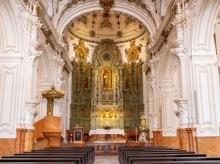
left=35, top=0, right=73, bottom=73
left=38, top=0, right=60, bottom=51
left=150, top=0, right=175, bottom=55
left=150, top=0, right=194, bottom=55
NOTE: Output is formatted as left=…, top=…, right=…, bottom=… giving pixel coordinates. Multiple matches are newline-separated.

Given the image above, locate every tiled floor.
left=94, top=156, right=120, bottom=164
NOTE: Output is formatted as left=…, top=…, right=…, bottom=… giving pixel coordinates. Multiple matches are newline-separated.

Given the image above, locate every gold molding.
left=74, top=40, right=89, bottom=61
left=125, top=40, right=142, bottom=62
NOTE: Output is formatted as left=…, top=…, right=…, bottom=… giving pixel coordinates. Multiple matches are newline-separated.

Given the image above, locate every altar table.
left=89, top=129, right=125, bottom=140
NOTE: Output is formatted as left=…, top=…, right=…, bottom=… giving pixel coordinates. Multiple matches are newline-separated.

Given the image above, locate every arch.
left=38, top=50, right=53, bottom=83
left=56, top=1, right=157, bottom=38
left=160, top=45, right=179, bottom=86
left=0, top=0, right=20, bottom=54
left=159, top=45, right=181, bottom=136
left=192, top=0, right=220, bottom=53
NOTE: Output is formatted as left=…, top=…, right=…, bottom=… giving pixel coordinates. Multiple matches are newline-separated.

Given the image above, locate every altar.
left=89, top=129, right=125, bottom=141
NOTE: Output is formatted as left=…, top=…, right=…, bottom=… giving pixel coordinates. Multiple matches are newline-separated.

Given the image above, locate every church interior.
left=1, top=0, right=220, bottom=163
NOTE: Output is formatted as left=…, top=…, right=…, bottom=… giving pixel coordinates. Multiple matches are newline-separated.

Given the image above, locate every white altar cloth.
left=89, top=129, right=125, bottom=136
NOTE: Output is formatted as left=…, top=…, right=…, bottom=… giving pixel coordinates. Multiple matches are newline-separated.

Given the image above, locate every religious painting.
left=74, top=130, right=82, bottom=141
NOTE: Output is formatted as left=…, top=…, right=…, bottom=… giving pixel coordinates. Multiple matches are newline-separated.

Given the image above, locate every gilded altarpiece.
left=90, top=40, right=124, bottom=130
left=70, top=39, right=144, bottom=131
left=70, top=60, right=93, bottom=131
left=123, top=61, right=144, bottom=130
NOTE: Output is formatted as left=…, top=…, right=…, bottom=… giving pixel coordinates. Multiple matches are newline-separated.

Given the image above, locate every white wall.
left=0, top=0, right=22, bottom=138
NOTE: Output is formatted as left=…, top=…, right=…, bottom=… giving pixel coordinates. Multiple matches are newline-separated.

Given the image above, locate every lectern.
left=72, top=126, right=85, bottom=146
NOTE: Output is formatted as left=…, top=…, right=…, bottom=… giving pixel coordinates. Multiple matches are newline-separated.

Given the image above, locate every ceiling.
left=66, top=11, right=148, bottom=44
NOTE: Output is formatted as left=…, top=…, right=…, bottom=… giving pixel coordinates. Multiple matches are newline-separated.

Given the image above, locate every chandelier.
left=100, top=0, right=114, bottom=12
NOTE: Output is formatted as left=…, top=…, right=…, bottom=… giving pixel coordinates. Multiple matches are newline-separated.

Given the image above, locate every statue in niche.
left=138, top=113, right=148, bottom=142
left=102, top=68, right=112, bottom=88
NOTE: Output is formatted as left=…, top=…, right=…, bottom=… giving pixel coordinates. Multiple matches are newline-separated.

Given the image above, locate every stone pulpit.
left=41, top=85, right=65, bottom=147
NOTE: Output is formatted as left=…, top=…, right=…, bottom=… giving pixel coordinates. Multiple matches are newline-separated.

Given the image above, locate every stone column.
left=20, top=129, right=26, bottom=153
left=152, top=130, right=162, bottom=146
left=24, top=129, right=35, bottom=152
left=15, top=128, right=23, bottom=154
left=171, top=1, right=198, bottom=151
left=177, top=128, right=197, bottom=152
left=22, top=0, right=44, bottom=153
left=172, top=1, right=190, bottom=128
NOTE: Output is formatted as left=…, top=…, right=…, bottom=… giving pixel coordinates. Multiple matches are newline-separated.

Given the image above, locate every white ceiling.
left=66, top=11, right=148, bottom=44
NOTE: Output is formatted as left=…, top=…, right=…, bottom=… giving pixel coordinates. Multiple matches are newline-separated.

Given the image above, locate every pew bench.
left=133, top=160, right=220, bottom=164
left=3, top=155, right=85, bottom=164
left=129, top=157, right=220, bottom=164
left=0, top=158, right=80, bottom=163
left=125, top=153, right=207, bottom=164
left=121, top=150, right=195, bottom=163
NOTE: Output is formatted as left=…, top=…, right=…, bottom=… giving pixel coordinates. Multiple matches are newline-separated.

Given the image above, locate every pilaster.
left=152, top=130, right=162, bottom=146
left=52, top=56, right=65, bottom=116
left=177, top=128, right=197, bottom=152
left=24, top=129, right=35, bottom=152
left=148, top=56, right=161, bottom=130
left=172, top=1, right=190, bottom=128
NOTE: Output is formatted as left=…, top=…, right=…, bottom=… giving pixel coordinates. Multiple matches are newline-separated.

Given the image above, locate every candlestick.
left=136, top=128, right=137, bottom=143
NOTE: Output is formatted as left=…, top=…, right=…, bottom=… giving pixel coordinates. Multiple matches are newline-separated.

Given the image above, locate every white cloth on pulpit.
left=89, top=129, right=125, bottom=136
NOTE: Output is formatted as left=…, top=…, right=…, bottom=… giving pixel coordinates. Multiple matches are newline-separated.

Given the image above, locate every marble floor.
left=94, top=156, right=120, bottom=164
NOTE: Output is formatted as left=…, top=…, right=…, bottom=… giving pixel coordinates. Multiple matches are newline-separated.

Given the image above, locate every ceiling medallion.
left=103, top=53, right=111, bottom=61
left=100, top=0, right=114, bottom=13
left=89, top=30, right=96, bottom=38
left=117, top=31, right=123, bottom=38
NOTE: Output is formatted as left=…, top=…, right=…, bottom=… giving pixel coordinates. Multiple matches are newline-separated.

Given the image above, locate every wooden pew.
left=0, top=158, right=80, bottom=163
left=125, top=153, right=207, bottom=164
left=120, top=148, right=193, bottom=163
left=32, top=147, right=94, bottom=163
left=0, top=146, right=95, bottom=164
left=129, top=156, right=220, bottom=164
left=132, top=160, right=220, bottom=164
left=122, top=151, right=196, bottom=164
left=32, top=146, right=94, bottom=164
left=118, top=146, right=220, bottom=164
left=3, top=155, right=85, bottom=164
left=0, top=162, right=73, bottom=164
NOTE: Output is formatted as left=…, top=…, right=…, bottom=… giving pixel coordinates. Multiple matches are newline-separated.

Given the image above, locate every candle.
left=136, top=128, right=137, bottom=143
